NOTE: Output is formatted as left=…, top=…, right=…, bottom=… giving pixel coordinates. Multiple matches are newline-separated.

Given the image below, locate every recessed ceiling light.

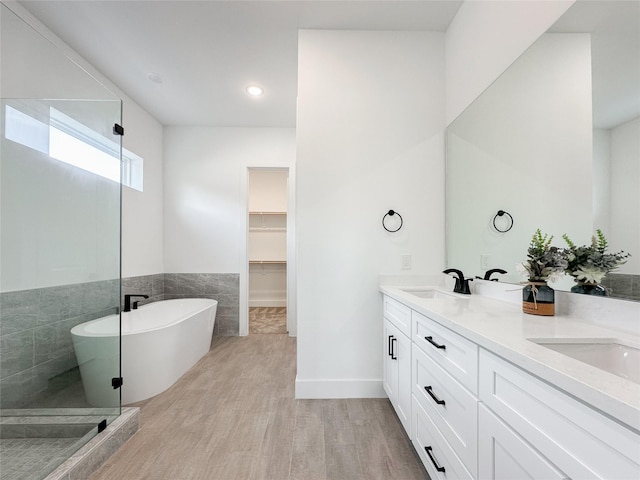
left=147, top=72, right=163, bottom=84
left=246, top=85, right=264, bottom=96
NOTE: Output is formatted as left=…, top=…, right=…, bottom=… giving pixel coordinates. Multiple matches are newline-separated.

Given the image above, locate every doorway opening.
left=247, top=169, right=289, bottom=334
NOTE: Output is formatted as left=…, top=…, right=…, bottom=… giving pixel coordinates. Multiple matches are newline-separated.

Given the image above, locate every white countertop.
left=380, top=284, right=640, bottom=432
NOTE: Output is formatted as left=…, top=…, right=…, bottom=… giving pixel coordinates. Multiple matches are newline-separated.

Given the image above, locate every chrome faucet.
left=123, top=294, right=149, bottom=312
left=443, top=269, right=473, bottom=294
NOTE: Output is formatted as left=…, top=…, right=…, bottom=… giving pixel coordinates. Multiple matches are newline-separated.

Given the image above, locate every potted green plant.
left=562, top=230, right=630, bottom=296
left=517, top=229, right=568, bottom=316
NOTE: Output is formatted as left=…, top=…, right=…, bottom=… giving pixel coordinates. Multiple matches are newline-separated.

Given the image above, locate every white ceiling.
left=18, top=0, right=463, bottom=127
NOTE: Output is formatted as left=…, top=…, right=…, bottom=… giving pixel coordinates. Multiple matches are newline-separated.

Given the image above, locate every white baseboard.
left=294, top=377, right=385, bottom=399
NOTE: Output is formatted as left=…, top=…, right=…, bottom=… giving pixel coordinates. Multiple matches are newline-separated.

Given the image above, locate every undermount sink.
left=530, top=339, right=640, bottom=384
left=400, top=288, right=468, bottom=300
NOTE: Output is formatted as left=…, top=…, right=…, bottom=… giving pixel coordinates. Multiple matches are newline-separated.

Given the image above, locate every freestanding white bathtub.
left=71, top=298, right=217, bottom=406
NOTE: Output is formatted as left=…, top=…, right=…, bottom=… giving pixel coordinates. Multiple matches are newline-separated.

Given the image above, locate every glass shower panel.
left=0, top=97, right=122, bottom=479
left=0, top=4, right=123, bottom=479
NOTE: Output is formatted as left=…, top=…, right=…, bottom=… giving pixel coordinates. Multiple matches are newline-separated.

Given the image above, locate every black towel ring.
left=492, top=210, right=513, bottom=233
left=383, top=210, right=403, bottom=232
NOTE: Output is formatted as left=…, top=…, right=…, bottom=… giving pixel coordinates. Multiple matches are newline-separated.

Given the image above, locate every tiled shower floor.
left=0, top=436, right=83, bottom=480
left=0, top=410, right=114, bottom=480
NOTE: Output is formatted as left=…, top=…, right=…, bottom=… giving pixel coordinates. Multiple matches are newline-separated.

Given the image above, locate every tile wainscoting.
left=0, top=280, right=119, bottom=409
left=601, top=273, right=640, bottom=302
left=122, top=273, right=239, bottom=336
left=1, top=273, right=239, bottom=409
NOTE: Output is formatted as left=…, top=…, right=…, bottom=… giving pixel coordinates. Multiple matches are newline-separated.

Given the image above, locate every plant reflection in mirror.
left=563, top=230, right=630, bottom=284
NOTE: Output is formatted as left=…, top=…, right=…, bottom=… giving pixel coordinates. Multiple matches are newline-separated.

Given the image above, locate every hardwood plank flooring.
left=90, top=334, right=428, bottom=480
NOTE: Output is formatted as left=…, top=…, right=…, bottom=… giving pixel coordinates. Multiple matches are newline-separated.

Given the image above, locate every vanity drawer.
left=412, top=344, right=478, bottom=477
left=412, top=396, right=474, bottom=480
left=479, top=349, right=640, bottom=479
left=412, top=310, right=478, bottom=394
left=383, top=295, right=411, bottom=338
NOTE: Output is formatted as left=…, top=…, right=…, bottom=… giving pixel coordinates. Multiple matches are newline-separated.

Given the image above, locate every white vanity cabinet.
left=382, top=296, right=412, bottom=434
left=479, top=349, right=640, bottom=480
left=381, top=289, right=640, bottom=480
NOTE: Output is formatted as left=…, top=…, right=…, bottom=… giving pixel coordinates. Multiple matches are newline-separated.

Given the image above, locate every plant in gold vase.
left=562, top=230, right=630, bottom=296
left=517, top=229, right=568, bottom=316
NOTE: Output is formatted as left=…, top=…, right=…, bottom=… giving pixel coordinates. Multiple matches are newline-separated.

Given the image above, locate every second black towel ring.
left=492, top=210, right=513, bottom=233
left=383, top=210, right=403, bottom=232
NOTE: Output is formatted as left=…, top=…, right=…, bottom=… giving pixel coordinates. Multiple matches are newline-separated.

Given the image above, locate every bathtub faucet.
left=123, top=294, right=149, bottom=312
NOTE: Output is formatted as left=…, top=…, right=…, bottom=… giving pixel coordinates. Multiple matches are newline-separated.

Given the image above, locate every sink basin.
left=400, top=288, right=467, bottom=300
left=530, top=339, right=640, bottom=384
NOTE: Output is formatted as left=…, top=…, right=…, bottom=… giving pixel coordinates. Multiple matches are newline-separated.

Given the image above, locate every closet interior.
left=248, top=169, right=288, bottom=334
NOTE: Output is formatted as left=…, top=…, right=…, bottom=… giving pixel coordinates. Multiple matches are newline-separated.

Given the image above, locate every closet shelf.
left=248, top=211, right=287, bottom=215
left=249, top=260, right=287, bottom=264
left=249, top=227, right=287, bottom=232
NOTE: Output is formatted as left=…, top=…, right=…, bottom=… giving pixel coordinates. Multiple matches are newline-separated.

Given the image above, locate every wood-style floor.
left=90, top=334, right=428, bottom=480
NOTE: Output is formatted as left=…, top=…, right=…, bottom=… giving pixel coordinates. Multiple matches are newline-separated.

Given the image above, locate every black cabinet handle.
left=424, top=386, right=446, bottom=406
left=425, top=446, right=446, bottom=473
left=391, top=337, right=397, bottom=360
left=388, top=335, right=394, bottom=357
left=425, top=336, right=446, bottom=350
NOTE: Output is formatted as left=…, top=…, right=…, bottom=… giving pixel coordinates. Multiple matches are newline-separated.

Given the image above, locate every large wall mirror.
left=446, top=0, right=640, bottom=301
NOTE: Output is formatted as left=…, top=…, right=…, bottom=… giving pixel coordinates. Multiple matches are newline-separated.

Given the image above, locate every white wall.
left=296, top=30, right=445, bottom=398
left=1, top=1, right=164, bottom=284
left=593, top=128, right=612, bottom=235
left=120, top=102, right=164, bottom=278
left=163, top=127, right=295, bottom=272
left=610, top=117, right=640, bottom=273
left=445, top=0, right=574, bottom=125
left=248, top=170, right=288, bottom=212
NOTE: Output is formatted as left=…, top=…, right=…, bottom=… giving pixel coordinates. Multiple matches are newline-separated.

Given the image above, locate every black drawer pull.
left=425, top=446, right=446, bottom=473
left=388, top=335, right=394, bottom=357
left=391, top=337, right=397, bottom=360
left=424, top=386, right=446, bottom=406
left=425, top=336, right=446, bottom=350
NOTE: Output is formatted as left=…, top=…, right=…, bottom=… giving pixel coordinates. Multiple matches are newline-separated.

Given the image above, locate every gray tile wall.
left=121, top=273, right=240, bottom=335
left=0, top=281, right=119, bottom=409
left=163, top=273, right=239, bottom=336
left=601, top=273, right=640, bottom=302
left=1, top=273, right=239, bottom=408
left=123, top=273, right=239, bottom=335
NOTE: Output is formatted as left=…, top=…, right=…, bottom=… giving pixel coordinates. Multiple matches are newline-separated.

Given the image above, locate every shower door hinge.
left=98, top=419, right=107, bottom=433
left=113, top=123, right=124, bottom=136
left=112, top=377, right=123, bottom=389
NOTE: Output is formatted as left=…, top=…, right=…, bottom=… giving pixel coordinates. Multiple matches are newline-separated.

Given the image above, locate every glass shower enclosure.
left=1, top=4, right=122, bottom=479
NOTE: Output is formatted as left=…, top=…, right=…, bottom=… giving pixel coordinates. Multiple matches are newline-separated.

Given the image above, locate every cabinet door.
left=479, top=404, right=569, bottom=480
left=480, top=349, right=640, bottom=479
left=383, top=319, right=398, bottom=405
left=395, top=328, right=411, bottom=435
left=383, top=318, right=411, bottom=435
